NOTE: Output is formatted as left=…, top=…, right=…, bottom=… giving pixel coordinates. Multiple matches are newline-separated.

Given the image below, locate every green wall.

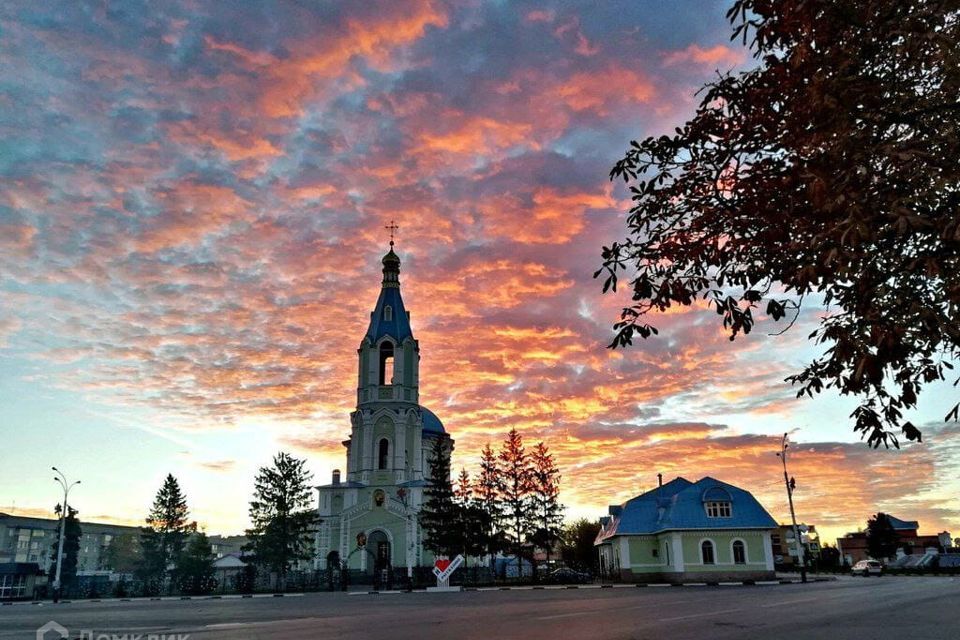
left=679, top=531, right=768, bottom=572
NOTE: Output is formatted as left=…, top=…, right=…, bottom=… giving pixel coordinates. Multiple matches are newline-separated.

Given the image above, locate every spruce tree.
left=177, top=532, right=216, bottom=595
left=245, top=452, right=318, bottom=589
left=454, top=468, right=472, bottom=503
left=48, top=505, right=81, bottom=595
left=476, top=443, right=505, bottom=564
left=419, top=437, right=463, bottom=557
left=529, top=442, right=564, bottom=568
left=139, top=474, right=192, bottom=593
left=498, top=428, right=534, bottom=578
left=453, top=468, right=491, bottom=563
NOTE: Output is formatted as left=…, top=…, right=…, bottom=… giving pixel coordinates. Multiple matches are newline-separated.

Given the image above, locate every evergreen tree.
left=498, top=428, right=534, bottom=577
left=48, top=505, right=81, bottom=595
left=139, top=474, right=192, bottom=594
left=419, top=437, right=463, bottom=557
left=177, top=532, right=216, bottom=595
left=529, top=442, right=564, bottom=567
left=866, top=513, right=899, bottom=561
left=454, top=468, right=472, bottom=504
left=475, top=444, right=505, bottom=564
left=453, top=467, right=493, bottom=562
left=245, top=452, right=318, bottom=589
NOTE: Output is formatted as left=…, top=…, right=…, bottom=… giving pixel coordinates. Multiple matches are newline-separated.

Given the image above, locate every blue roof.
left=597, top=477, right=777, bottom=540
left=364, top=250, right=414, bottom=344
left=365, top=285, right=413, bottom=343
left=421, top=407, right=446, bottom=434
left=886, top=515, right=920, bottom=531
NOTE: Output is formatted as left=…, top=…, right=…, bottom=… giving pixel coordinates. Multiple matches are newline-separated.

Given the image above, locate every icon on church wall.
left=373, top=489, right=386, bottom=507
left=356, top=532, right=367, bottom=548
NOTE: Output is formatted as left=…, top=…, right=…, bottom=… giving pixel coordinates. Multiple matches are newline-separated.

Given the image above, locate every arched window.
left=378, top=438, right=390, bottom=470
left=732, top=540, right=746, bottom=564
left=379, top=342, right=394, bottom=385
left=384, top=305, right=392, bottom=321
left=701, top=540, right=715, bottom=565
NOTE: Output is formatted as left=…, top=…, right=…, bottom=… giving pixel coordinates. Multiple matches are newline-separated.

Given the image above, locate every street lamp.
left=776, top=435, right=807, bottom=584
left=52, top=467, right=80, bottom=602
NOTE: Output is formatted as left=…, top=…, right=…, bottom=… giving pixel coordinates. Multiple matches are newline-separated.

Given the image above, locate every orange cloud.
left=663, top=43, right=746, bottom=68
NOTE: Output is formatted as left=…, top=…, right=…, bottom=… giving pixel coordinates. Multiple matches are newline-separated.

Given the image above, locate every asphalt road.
left=3, top=576, right=957, bottom=640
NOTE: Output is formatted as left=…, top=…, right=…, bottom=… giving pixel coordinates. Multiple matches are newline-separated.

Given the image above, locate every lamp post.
left=776, top=435, right=807, bottom=584
left=52, top=467, right=80, bottom=602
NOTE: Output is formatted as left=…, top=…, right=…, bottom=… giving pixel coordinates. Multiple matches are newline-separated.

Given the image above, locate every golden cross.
left=384, top=220, right=399, bottom=246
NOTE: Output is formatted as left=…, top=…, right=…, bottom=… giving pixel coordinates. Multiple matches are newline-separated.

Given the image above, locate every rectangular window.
left=705, top=501, right=732, bottom=518
left=0, top=575, right=26, bottom=599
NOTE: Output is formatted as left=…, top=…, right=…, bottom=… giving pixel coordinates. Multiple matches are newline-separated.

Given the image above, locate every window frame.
left=704, top=501, right=732, bottom=518
left=732, top=539, right=747, bottom=564
left=700, top=539, right=716, bottom=565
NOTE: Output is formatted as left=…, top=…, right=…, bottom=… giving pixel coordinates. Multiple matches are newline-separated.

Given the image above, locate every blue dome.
left=421, top=407, right=446, bottom=434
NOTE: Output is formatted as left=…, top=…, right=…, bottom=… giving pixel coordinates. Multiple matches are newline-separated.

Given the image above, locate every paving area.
left=2, top=576, right=957, bottom=640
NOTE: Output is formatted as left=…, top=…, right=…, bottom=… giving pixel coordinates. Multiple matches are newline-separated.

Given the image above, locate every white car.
left=852, top=560, right=883, bottom=576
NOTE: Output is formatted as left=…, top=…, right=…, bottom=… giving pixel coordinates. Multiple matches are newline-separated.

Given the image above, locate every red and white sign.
left=432, top=555, right=463, bottom=582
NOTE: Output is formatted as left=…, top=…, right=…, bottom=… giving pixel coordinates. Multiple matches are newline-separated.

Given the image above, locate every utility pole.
left=52, top=467, right=80, bottom=602
left=777, top=434, right=807, bottom=584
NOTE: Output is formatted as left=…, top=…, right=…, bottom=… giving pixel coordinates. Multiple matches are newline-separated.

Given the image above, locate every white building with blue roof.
left=595, top=476, right=777, bottom=583
left=314, top=244, right=453, bottom=578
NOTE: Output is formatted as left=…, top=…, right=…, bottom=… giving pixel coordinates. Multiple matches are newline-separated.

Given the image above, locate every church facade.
left=314, top=246, right=452, bottom=577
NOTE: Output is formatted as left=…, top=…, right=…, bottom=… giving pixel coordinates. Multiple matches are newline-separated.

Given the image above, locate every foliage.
left=48, top=505, right=81, bottom=591
left=866, top=512, right=899, bottom=560
left=420, top=437, right=464, bottom=557
left=139, top=474, right=193, bottom=592
left=475, top=444, right=507, bottom=560
left=176, top=532, right=217, bottom=595
left=245, top=452, right=318, bottom=587
left=529, top=442, right=564, bottom=564
left=104, top=533, right=142, bottom=574
left=560, top=518, right=602, bottom=574
left=599, top=0, right=960, bottom=447
left=498, top=428, right=535, bottom=574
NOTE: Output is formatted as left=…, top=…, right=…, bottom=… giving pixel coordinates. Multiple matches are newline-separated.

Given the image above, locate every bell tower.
left=356, top=245, right=420, bottom=407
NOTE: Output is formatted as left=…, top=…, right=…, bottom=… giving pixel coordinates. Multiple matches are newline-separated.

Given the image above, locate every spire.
left=365, top=245, right=413, bottom=344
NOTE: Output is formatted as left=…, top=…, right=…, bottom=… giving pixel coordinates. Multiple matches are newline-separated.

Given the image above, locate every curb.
left=0, top=593, right=306, bottom=606
left=345, top=580, right=813, bottom=595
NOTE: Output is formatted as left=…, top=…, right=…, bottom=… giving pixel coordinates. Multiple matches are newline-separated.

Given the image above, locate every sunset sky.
left=1, top=0, right=958, bottom=545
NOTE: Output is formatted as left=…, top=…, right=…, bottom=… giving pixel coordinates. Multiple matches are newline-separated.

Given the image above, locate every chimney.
left=657, top=473, right=663, bottom=488
left=332, top=469, right=341, bottom=485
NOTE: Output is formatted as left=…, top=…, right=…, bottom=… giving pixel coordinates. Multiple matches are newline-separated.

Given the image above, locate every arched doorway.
left=367, top=530, right=391, bottom=572
left=367, top=530, right=392, bottom=588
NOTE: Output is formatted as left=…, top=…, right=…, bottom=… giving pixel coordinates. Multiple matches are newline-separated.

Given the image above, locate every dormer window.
left=705, top=501, right=732, bottom=518
left=384, top=305, right=392, bottom=321
left=702, top=485, right=733, bottom=518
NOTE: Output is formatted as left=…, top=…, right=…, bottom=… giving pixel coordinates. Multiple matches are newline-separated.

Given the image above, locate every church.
left=314, top=243, right=452, bottom=579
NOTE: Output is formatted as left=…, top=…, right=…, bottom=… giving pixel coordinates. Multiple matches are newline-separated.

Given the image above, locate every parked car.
left=546, top=568, right=593, bottom=584
left=852, top=560, right=883, bottom=577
